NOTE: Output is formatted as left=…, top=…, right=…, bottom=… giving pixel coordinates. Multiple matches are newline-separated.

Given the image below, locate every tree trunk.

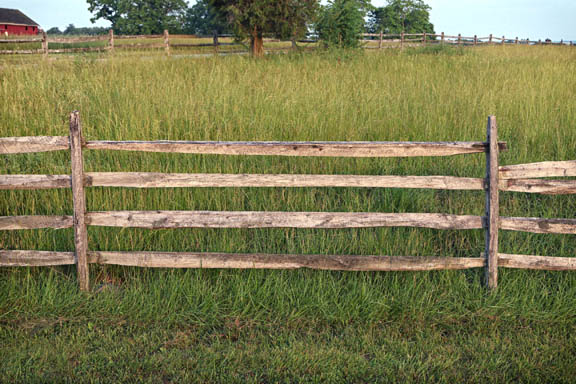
left=250, top=27, right=264, bottom=57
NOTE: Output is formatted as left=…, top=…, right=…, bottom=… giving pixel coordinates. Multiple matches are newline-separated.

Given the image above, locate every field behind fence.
left=2, top=113, right=575, bottom=291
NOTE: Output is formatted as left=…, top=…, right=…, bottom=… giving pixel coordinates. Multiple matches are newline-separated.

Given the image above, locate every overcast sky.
left=4, top=0, right=575, bottom=41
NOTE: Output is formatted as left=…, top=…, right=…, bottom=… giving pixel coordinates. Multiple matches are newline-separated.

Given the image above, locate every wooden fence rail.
left=1, top=113, right=575, bottom=291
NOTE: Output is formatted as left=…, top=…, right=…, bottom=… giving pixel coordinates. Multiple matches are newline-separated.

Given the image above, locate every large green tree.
left=87, top=0, right=188, bottom=35
left=316, top=0, right=371, bottom=48
left=367, top=0, right=434, bottom=35
left=210, top=0, right=319, bottom=57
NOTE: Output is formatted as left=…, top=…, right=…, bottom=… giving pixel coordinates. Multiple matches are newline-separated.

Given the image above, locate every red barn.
left=0, top=8, right=40, bottom=36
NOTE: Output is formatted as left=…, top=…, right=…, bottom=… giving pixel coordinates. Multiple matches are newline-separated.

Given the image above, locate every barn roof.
left=0, top=8, right=39, bottom=27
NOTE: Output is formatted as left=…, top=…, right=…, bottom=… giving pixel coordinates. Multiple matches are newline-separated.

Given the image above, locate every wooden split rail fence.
left=0, top=30, right=245, bottom=56
left=363, top=32, right=575, bottom=49
left=1, top=114, right=575, bottom=291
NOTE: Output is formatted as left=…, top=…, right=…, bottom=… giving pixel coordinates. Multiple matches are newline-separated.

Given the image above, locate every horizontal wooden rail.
left=501, top=179, right=576, bottom=194
left=116, top=43, right=165, bottom=49
left=91, top=252, right=484, bottom=270
left=114, top=34, right=164, bottom=39
left=5, top=250, right=575, bottom=271
left=3, top=212, right=573, bottom=234
left=500, top=160, right=576, bottom=179
left=0, top=49, right=43, bottom=55
left=0, top=250, right=75, bottom=266
left=47, top=36, right=109, bottom=43
left=0, top=174, right=71, bottom=189
left=0, top=250, right=485, bottom=270
left=0, top=173, right=484, bottom=191
left=0, top=215, right=73, bottom=230
left=171, top=43, right=237, bottom=48
left=48, top=47, right=109, bottom=54
left=0, top=136, right=69, bottom=154
left=85, top=140, right=507, bottom=157
left=7, top=173, right=575, bottom=194
left=498, top=253, right=576, bottom=270
left=0, top=39, right=43, bottom=43
left=85, top=173, right=483, bottom=190
left=85, top=211, right=483, bottom=230
left=500, top=216, right=576, bottom=234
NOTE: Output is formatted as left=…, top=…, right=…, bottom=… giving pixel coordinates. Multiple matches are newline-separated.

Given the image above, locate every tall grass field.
left=1, top=46, right=576, bottom=382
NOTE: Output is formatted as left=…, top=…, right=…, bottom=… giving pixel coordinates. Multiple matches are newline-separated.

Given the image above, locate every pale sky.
left=3, top=0, right=575, bottom=41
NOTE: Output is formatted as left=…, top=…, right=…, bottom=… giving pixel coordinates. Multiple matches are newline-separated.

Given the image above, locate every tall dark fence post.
left=70, top=112, right=89, bottom=291
left=213, top=32, right=219, bottom=55
left=485, top=116, right=500, bottom=289
left=42, top=31, right=48, bottom=57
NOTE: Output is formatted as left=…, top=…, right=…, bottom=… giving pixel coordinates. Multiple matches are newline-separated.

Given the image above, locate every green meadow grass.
left=1, top=46, right=576, bottom=382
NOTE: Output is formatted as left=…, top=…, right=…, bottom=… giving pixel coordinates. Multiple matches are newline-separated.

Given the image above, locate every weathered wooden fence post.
left=440, top=32, right=444, bottom=45
left=400, top=31, right=404, bottom=49
left=69, top=111, right=89, bottom=292
left=474, top=35, right=477, bottom=46
left=423, top=32, right=427, bottom=46
left=109, top=29, right=114, bottom=53
left=164, top=29, right=170, bottom=56
left=42, top=31, right=48, bottom=57
left=213, top=32, right=219, bottom=55
left=378, top=30, right=383, bottom=49
left=457, top=33, right=461, bottom=46
left=485, top=115, right=499, bottom=289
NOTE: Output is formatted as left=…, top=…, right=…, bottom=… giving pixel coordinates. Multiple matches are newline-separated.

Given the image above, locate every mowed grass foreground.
left=1, top=46, right=576, bottom=382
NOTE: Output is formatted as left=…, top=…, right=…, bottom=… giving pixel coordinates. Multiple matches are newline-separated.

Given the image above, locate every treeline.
left=48, top=0, right=434, bottom=55
left=46, top=24, right=109, bottom=36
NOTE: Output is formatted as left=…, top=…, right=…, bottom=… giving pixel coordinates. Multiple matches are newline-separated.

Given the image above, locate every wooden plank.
left=0, top=49, right=43, bottom=55
left=47, top=36, right=109, bottom=43
left=115, top=43, right=165, bottom=49
left=500, top=217, right=576, bottom=234
left=0, top=250, right=75, bottom=266
left=0, top=39, right=43, bottom=43
left=114, top=34, right=163, bottom=39
left=48, top=47, right=109, bottom=54
left=69, top=111, right=90, bottom=292
left=85, top=140, right=508, bottom=157
left=88, top=251, right=485, bottom=271
left=0, top=136, right=69, bottom=154
left=86, top=211, right=484, bottom=230
left=484, top=115, right=499, bottom=289
left=499, top=160, right=576, bottom=179
left=0, top=215, right=73, bottom=230
left=0, top=172, right=484, bottom=191
left=85, top=172, right=484, bottom=190
left=501, top=179, right=576, bottom=194
left=0, top=174, right=71, bottom=190
left=499, top=253, right=576, bottom=271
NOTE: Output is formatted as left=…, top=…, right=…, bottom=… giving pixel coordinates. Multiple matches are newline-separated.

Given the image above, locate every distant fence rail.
left=1, top=113, right=575, bottom=291
left=362, top=32, right=574, bottom=49
left=0, top=30, right=573, bottom=56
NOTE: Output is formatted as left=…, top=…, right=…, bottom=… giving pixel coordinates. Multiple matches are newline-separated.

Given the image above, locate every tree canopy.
left=209, top=0, right=318, bottom=56
left=87, top=0, right=188, bottom=34
left=183, top=0, right=231, bottom=36
left=367, top=0, right=434, bottom=34
left=316, top=0, right=371, bottom=48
